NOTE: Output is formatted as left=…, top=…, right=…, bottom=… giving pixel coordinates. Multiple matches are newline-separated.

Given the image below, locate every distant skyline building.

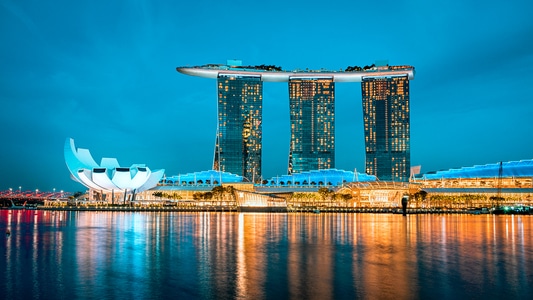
left=215, top=74, right=262, bottom=182
left=177, top=61, right=415, bottom=182
left=362, top=72, right=411, bottom=181
left=288, top=77, right=335, bottom=174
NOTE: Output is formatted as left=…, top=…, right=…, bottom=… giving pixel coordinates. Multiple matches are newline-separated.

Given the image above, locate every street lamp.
left=18, top=186, right=21, bottom=194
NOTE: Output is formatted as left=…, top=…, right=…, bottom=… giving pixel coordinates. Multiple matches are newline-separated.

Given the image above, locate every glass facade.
left=215, top=74, right=262, bottom=182
left=288, top=78, right=335, bottom=174
left=362, top=75, right=410, bottom=182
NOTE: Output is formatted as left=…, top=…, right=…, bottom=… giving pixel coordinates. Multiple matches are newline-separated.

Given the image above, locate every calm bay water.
left=1, top=210, right=532, bottom=300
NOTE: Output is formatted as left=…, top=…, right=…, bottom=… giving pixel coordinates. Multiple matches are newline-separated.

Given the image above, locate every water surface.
left=1, top=210, right=531, bottom=299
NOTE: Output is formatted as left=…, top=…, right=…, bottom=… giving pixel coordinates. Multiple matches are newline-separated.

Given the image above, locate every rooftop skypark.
left=177, top=60, right=415, bottom=82
left=184, top=62, right=413, bottom=73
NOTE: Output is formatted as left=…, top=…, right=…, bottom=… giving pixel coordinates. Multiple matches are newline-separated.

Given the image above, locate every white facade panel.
left=100, top=157, right=120, bottom=169
left=112, top=169, right=134, bottom=190
left=77, top=149, right=99, bottom=168
left=129, top=168, right=150, bottom=190
left=138, top=169, right=165, bottom=192
left=93, top=169, right=120, bottom=190
left=78, top=169, right=106, bottom=190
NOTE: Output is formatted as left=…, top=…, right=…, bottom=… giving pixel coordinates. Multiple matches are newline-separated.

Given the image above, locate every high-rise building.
left=214, top=74, right=262, bottom=182
left=288, top=78, right=335, bottom=174
left=362, top=74, right=410, bottom=181
left=177, top=61, right=414, bottom=182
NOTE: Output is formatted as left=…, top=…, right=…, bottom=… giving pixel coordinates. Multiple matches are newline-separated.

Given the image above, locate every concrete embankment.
left=27, top=206, right=508, bottom=214
left=37, top=206, right=239, bottom=212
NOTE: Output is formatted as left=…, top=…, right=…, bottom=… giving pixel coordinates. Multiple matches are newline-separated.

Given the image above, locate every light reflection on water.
left=1, top=210, right=532, bottom=299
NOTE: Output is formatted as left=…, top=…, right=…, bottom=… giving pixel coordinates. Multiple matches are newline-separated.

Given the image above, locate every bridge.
left=0, top=189, right=72, bottom=207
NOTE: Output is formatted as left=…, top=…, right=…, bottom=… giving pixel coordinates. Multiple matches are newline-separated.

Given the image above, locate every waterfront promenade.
left=2, top=203, right=530, bottom=215
left=1, top=187, right=532, bottom=214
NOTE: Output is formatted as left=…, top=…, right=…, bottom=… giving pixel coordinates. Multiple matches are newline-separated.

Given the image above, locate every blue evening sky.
left=1, top=0, right=532, bottom=192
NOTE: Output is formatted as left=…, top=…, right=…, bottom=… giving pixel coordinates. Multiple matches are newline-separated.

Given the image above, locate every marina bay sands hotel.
left=176, top=60, right=415, bottom=183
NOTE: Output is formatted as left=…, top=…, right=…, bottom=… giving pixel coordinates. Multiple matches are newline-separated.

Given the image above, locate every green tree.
left=212, top=186, right=225, bottom=201
left=225, top=186, right=236, bottom=200
left=192, top=192, right=203, bottom=200
left=318, top=187, right=332, bottom=201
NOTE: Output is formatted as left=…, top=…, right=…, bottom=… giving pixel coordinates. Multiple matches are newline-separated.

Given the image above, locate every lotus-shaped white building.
left=64, top=138, right=164, bottom=194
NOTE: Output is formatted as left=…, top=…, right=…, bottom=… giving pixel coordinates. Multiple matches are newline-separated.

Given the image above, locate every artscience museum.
left=64, top=138, right=165, bottom=201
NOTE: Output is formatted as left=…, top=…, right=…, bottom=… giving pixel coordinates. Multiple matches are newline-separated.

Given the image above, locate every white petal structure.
left=64, top=138, right=164, bottom=192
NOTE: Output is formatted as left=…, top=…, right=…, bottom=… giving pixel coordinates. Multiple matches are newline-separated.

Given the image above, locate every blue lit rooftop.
left=418, top=159, right=533, bottom=180
left=162, top=170, right=243, bottom=185
left=159, top=168, right=377, bottom=188
left=264, top=169, right=377, bottom=186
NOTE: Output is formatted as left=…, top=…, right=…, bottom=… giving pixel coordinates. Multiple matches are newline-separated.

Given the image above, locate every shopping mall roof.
left=265, top=169, right=377, bottom=186
left=161, top=169, right=376, bottom=187
left=418, top=159, right=533, bottom=180
left=163, top=170, right=243, bottom=184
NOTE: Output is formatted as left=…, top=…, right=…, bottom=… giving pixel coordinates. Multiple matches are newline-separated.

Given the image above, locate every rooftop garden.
left=196, top=63, right=412, bottom=73
left=238, top=64, right=283, bottom=71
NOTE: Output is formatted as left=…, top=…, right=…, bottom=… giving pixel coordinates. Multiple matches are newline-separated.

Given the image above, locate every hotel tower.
left=288, top=77, right=335, bottom=174
left=215, top=74, right=263, bottom=182
left=362, top=72, right=411, bottom=182
left=177, top=61, right=414, bottom=182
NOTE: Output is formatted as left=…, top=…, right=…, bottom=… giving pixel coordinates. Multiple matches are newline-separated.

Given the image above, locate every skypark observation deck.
left=176, top=64, right=415, bottom=82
